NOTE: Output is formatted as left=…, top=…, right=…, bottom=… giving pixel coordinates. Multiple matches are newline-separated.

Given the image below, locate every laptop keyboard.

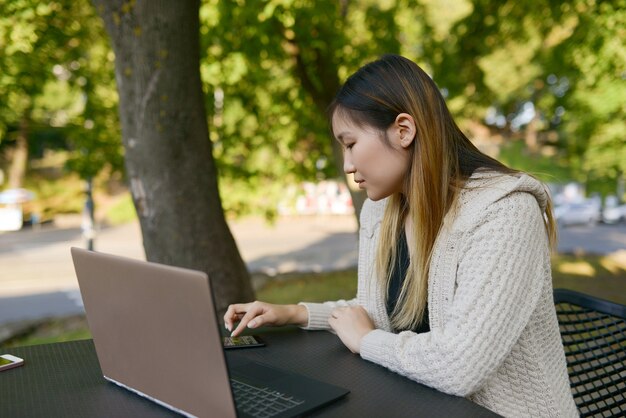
left=231, top=378, right=304, bottom=417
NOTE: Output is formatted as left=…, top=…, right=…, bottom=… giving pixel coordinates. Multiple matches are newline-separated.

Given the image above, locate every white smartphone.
left=0, top=354, right=24, bottom=372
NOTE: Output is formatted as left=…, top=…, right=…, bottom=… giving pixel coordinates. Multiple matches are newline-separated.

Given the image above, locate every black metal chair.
left=554, top=289, right=626, bottom=417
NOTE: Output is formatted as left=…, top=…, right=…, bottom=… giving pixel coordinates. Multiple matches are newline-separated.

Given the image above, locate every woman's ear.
left=394, top=113, right=416, bottom=148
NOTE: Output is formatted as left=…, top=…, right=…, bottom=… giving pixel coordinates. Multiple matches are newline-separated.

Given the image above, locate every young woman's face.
left=332, top=112, right=412, bottom=201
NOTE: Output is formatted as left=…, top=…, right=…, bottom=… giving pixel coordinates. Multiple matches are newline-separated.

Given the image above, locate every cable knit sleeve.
left=359, top=192, right=549, bottom=397
left=298, top=198, right=385, bottom=330
left=298, top=298, right=358, bottom=330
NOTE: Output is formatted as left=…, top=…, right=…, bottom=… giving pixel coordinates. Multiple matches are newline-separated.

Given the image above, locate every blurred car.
left=602, top=204, right=626, bottom=224
left=0, top=188, right=36, bottom=231
left=0, top=188, right=35, bottom=204
left=554, top=201, right=601, bottom=227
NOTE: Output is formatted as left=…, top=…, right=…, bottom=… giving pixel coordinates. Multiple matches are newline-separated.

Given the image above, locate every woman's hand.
left=328, top=306, right=375, bottom=354
left=224, top=301, right=308, bottom=337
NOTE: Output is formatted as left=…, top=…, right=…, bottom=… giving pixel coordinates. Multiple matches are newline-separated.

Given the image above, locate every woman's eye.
left=346, top=143, right=354, bottom=150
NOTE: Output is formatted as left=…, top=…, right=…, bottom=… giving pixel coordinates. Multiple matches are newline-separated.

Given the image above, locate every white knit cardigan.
left=300, top=172, right=578, bottom=417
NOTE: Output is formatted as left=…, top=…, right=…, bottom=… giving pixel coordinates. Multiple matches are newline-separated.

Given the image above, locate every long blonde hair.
left=330, top=55, right=557, bottom=331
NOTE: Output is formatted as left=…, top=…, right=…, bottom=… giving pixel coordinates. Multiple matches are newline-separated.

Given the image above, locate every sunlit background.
left=0, top=0, right=625, bottom=345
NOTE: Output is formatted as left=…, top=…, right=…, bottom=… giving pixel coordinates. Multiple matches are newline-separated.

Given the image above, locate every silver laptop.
left=71, top=247, right=349, bottom=418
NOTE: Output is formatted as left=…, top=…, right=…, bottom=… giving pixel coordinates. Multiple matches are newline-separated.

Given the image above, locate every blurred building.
left=278, top=180, right=354, bottom=216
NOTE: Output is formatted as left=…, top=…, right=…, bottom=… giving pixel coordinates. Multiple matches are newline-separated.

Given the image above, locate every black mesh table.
left=1, top=327, right=499, bottom=417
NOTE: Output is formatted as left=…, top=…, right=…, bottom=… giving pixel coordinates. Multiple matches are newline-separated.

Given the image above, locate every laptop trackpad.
left=227, top=357, right=348, bottom=399
left=229, top=358, right=285, bottom=384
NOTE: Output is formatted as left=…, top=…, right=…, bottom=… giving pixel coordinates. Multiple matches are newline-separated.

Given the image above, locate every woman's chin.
left=366, top=190, right=391, bottom=201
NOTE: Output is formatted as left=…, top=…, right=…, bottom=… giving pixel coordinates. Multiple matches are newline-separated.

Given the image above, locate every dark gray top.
left=386, top=229, right=430, bottom=334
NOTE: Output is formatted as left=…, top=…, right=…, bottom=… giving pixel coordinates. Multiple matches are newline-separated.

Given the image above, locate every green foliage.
left=104, top=192, right=137, bottom=225
left=497, top=140, right=571, bottom=183
left=433, top=0, right=626, bottom=186
left=197, top=0, right=626, bottom=215
left=63, top=35, right=123, bottom=179
left=2, top=0, right=625, bottom=217
left=23, top=172, right=85, bottom=218
left=0, top=0, right=122, bottom=182
left=199, top=0, right=404, bottom=216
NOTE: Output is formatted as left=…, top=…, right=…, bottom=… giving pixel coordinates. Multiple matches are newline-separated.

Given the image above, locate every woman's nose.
left=343, top=154, right=355, bottom=174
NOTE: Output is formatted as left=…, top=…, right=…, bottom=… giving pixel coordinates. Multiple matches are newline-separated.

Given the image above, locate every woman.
left=224, top=55, right=577, bottom=417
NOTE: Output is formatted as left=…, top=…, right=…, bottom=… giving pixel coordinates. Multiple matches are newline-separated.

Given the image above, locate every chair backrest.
left=553, top=289, right=626, bottom=417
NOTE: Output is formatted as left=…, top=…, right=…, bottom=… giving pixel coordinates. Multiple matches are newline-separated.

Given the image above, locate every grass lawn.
left=2, top=253, right=624, bottom=349
left=552, top=252, right=626, bottom=305
left=0, top=269, right=359, bottom=349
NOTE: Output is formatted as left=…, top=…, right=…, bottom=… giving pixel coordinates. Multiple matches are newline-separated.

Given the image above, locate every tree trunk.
left=7, top=112, right=30, bottom=189
left=93, top=0, right=254, bottom=315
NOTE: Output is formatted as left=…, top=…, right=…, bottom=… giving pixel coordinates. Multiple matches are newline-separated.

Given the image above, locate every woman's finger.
left=223, top=303, right=252, bottom=331
left=231, top=305, right=264, bottom=337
